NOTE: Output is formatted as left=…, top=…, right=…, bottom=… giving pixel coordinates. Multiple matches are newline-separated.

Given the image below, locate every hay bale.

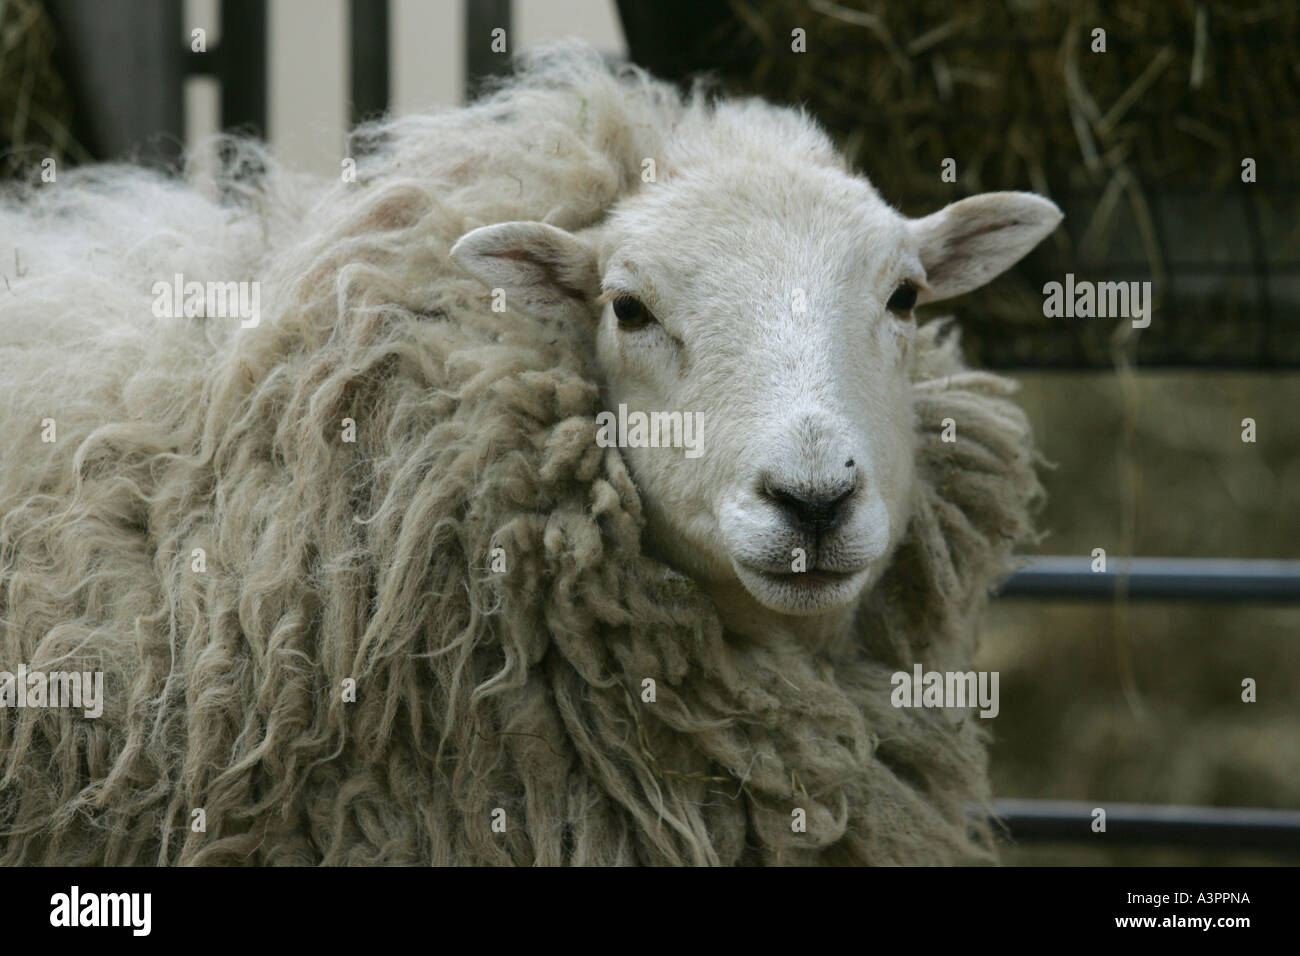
left=649, top=0, right=1300, bottom=366
left=0, top=0, right=88, bottom=179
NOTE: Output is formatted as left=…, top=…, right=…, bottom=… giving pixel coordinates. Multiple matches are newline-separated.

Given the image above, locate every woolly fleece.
left=0, top=46, right=1041, bottom=865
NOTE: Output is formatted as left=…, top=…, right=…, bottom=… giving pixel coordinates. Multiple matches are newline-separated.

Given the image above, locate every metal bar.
left=350, top=0, right=390, bottom=126
left=962, top=261, right=1300, bottom=275
left=185, top=47, right=216, bottom=76
left=991, top=799, right=1300, bottom=851
left=219, top=0, right=268, bottom=136
left=996, top=556, right=1300, bottom=602
left=465, top=0, right=512, bottom=101
left=991, top=361, right=1300, bottom=371
left=985, top=359, right=1300, bottom=371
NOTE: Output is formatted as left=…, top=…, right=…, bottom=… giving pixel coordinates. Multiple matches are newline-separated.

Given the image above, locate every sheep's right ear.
left=450, top=221, right=599, bottom=322
left=909, top=192, right=1063, bottom=304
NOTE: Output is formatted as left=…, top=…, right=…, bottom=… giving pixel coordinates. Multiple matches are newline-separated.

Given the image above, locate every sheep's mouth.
left=732, top=561, right=874, bottom=615
left=753, top=568, right=857, bottom=587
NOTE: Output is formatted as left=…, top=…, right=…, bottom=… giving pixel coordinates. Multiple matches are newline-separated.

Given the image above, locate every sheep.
left=0, top=43, right=1056, bottom=866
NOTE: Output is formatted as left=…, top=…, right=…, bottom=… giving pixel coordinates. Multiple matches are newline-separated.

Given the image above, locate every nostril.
left=763, top=481, right=855, bottom=534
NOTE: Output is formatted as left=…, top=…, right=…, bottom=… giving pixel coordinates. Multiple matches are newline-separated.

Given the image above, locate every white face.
left=452, top=149, right=1060, bottom=625
left=592, top=168, right=921, bottom=615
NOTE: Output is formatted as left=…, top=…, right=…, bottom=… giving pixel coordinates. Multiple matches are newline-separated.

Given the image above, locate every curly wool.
left=0, top=45, right=1041, bottom=865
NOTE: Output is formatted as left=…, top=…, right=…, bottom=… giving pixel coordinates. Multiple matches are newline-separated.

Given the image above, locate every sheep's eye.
left=886, top=283, right=917, bottom=314
left=612, top=294, right=655, bottom=330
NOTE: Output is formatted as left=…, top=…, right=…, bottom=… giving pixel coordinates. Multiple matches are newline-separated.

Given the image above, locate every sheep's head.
left=452, top=107, right=1061, bottom=626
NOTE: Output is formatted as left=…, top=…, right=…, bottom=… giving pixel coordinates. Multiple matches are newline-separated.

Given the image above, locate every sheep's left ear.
left=909, top=192, right=1063, bottom=304
left=450, top=221, right=599, bottom=322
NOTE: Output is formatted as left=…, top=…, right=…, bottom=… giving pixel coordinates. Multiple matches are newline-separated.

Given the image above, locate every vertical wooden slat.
left=46, top=0, right=185, bottom=165
left=350, top=0, right=390, bottom=125
left=219, top=0, right=267, bottom=136
left=464, top=0, right=511, bottom=101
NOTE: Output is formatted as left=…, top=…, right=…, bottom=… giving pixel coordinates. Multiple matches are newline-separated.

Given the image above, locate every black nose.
left=764, top=482, right=854, bottom=535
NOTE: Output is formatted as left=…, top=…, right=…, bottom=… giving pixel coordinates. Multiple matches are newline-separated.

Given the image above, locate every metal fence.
left=41, top=0, right=1300, bottom=859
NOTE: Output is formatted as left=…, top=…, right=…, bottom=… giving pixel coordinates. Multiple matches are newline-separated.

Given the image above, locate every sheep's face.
left=452, top=139, right=1061, bottom=624
left=585, top=168, right=925, bottom=620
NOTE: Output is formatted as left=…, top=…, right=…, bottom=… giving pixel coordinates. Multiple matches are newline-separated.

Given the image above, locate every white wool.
left=0, top=44, right=1050, bottom=866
